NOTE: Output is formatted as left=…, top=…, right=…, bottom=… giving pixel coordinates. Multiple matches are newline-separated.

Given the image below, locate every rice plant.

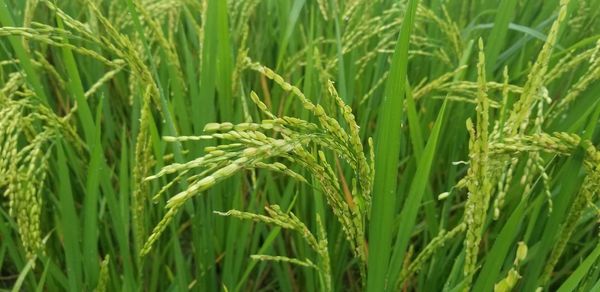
left=1, top=0, right=600, bottom=291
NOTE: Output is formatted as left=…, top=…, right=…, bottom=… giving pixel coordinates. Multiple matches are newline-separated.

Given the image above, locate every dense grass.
left=1, top=0, right=600, bottom=291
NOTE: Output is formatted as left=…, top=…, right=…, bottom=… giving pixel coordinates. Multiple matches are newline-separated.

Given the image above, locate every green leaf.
left=388, top=99, right=448, bottom=288
left=557, top=241, right=600, bottom=292
left=367, top=0, right=420, bottom=291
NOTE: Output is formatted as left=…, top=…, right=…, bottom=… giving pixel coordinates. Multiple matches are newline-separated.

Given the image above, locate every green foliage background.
left=1, top=0, right=600, bottom=291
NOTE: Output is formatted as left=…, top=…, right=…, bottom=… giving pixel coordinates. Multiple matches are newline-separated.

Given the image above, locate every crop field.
left=1, top=0, right=600, bottom=291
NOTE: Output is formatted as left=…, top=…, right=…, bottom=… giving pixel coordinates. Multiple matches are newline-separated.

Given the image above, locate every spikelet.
left=142, top=61, right=373, bottom=281
left=554, top=39, right=600, bottom=114
left=489, top=132, right=580, bottom=156
left=132, top=85, right=154, bottom=257
left=84, top=0, right=164, bottom=113
left=540, top=175, right=598, bottom=285
left=494, top=242, right=528, bottom=292
left=359, top=71, right=389, bottom=104
left=463, top=39, right=491, bottom=289
left=95, top=255, right=110, bottom=292
left=41, top=0, right=100, bottom=43
left=505, top=0, right=571, bottom=135
left=32, top=52, right=66, bottom=90
left=327, top=81, right=373, bottom=212
left=141, top=133, right=306, bottom=255
left=250, top=255, right=317, bottom=269
left=216, top=205, right=331, bottom=290
left=397, top=223, right=466, bottom=288
left=493, top=157, right=518, bottom=219
left=231, top=0, right=258, bottom=116
left=0, top=25, right=114, bottom=66
left=316, top=214, right=332, bottom=291
left=134, top=0, right=186, bottom=92
left=84, top=60, right=126, bottom=98
left=316, top=0, right=329, bottom=20
left=215, top=206, right=296, bottom=230
left=494, top=269, right=521, bottom=292
left=0, top=98, right=62, bottom=260
left=252, top=162, right=307, bottom=183
left=545, top=46, right=595, bottom=84
left=517, top=87, right=553, bottom=212
left=249, top=63, right=370, bottom=263
left=412, top=65, right=467, bottom=99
